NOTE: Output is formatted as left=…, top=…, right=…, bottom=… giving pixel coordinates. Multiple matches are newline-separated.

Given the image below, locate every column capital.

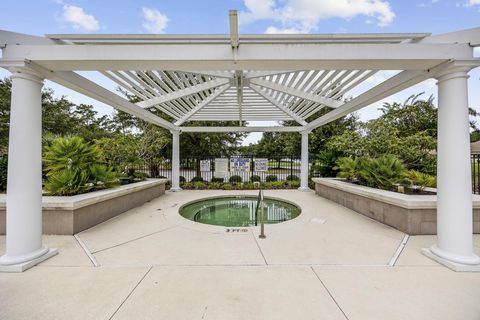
left=300, top=130, right=312, bottom=135
left=9, top=68, right=44, bottom=85
left=435, top=65, right=471, bottom=84
left=170, top=129, right=182, bottom=135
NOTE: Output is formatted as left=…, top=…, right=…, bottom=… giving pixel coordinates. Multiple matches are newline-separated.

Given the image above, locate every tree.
left=327, top=94, right=438, bottom=174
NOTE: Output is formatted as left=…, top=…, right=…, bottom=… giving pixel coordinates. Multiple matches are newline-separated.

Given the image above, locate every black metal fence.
left=110, top=155, right=303, bottom=183
left=472, top=154, right=480, bottom=194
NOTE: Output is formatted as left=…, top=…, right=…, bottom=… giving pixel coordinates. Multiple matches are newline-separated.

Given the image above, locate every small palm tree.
left=43, top=136, right=118, bottom=195
left=335, top=157, right=359, bottom=181
left=43, top=136, right=102, bottom=176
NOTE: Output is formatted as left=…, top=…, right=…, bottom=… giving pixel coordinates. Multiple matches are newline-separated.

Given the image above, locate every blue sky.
left=1, top=0, right=479, bottom=144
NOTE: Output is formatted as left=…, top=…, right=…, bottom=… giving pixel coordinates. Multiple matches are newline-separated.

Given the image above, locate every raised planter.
left=0, top=179, right=167, bottom=235
left=312, top=178, right=480, bottom=235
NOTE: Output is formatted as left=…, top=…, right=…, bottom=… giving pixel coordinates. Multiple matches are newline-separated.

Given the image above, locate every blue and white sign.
left=230, top=157, right=250, bottom=172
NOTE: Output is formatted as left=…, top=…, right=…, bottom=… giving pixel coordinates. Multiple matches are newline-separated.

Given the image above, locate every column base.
left=169, top=187, right=182, bottom=192
left=297, top=187, right=311, bottom=192
left=0, top=248, right=58, bottom=273
left=422, top=247, right=480, bottom=272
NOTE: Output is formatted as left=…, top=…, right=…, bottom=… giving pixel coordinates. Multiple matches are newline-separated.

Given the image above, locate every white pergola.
left=0, top=11, right=479, bottom=271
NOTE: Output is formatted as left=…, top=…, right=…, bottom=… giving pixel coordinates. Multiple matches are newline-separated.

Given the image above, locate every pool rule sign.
left=230, top=157, right=250, bottom=172
left=200, top=160, right=211, bottom=172
left=254, top=158, right=268, bottom=172
left=214, top=158, right=228, bottom=178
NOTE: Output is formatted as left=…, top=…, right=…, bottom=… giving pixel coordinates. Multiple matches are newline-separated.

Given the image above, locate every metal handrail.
left=254, top=189, right=262, bottom=226
left=256, top=189, right=266, bottom=239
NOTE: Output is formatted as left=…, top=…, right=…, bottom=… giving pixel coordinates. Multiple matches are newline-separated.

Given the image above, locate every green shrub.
left=335, top=157, right=359, bottom=181
left=358, top=155, right=405, bottom=190
left=314, top=149, right=343, bottom=177
left=89, top=164, right=119, bottom=188
left=286, top=174, right=299, bottom=181
left=44, top=169, right=91, bottom=196
left=265, top=175, right=278, bottom=182
left=208, top=182, right=223, bottom=189
left=286, top=180, right=300, bottom=188
left=43, top=136, right=119, bottom=195
left=0, top=156, right=7, bottom=192
left=404, top=170, right=436, bottom=189
left=43, top=136, right=102, bottom=176
left=134, top=172, right=148, bottom=180
left=250, top=175, right=261, bottom=182
left=191, top=176, right=204, bottom=182
left=179, top=176, right=186, bottom=183
left=262, top=181, right=285, bottom=189
left=229, top=175, right=242, bottom=183
left=335, top=155, right=406, bottom=190
left=193, top=181, right=207, bottom=190
left=211, top=177, right=224, bottom=183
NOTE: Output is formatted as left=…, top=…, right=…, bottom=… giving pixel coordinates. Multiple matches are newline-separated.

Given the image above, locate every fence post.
left=290, top=155, right=293, bottom=178
left=251, top=154, right=254, bottom=182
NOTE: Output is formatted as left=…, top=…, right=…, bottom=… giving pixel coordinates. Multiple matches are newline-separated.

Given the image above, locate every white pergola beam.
left=305, top=68, right=435, bottom=131
left=250, top=85, right=307, bottom=125
left=29, top=63, right=176, bottom=130
left=136, top=78, right=230, bottom=108
left=180, top=126, right=303, bottom=132
left=174, top=84, right=230, bottom=125
left=2, top=42, right=474, bottom=71
left=249, top=78, right=341, bottom=109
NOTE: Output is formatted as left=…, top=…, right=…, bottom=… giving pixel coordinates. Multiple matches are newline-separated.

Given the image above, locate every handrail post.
left=259, top=190, right=266, bottom=239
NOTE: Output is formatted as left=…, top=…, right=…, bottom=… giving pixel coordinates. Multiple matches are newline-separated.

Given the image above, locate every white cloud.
left=142, top=7, right=169, bottom=33
left=240, top=0, right=395, bottom=34
left=61, top=5, right=99, bottom=32
left=465, top=0, right=480, bottom=6
left=265, top=26, right=309, bottom=34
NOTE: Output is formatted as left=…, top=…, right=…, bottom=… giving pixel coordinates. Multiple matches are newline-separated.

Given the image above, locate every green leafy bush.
left=43, top=136, right=119, bottom=195
left=179, top=180, right=300, bottom=190
left=229, top=175, right=242, bottom=183
left=133, top=171, right=148, bottom=180
left=286, top=174, right=299, bottom=181
left=286, top=180, right=300, bottom=188
left=211, top=177, right=224, bottom=183
left=250, top=175, right=261, bottom=182
left=179, top=176, right=186, bottom=183
left=193, top=181, right=207, bottom=189
left=191, top=176, right=204, bottom=182
left=404, top=170, right=436, bottom=189
left=313, top=149, right=343, bottom=177
left=335, top=155, right=406, bottom=190
left=335, top=157, right=359, bottom=181
left=0, top=156, right=7, bottom=192
left=265, top=175, right=278, bottom=182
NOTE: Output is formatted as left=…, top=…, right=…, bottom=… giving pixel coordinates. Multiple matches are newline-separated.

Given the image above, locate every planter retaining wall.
left=312, top=178, right=480, bottom=235
left=0, top=179, right=167, bottom=235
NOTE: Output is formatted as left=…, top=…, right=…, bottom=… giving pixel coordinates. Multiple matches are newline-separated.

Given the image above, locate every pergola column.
left=170, top=130, right=182, bottom=191
left=298, top=130, right=311, bottom=191
left=0, top=69, right=57, bottom=272
left=423, top=66, right=480, bottom=270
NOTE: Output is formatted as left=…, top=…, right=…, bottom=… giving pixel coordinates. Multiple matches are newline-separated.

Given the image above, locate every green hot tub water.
left=179, top=196, right=301, bottom=227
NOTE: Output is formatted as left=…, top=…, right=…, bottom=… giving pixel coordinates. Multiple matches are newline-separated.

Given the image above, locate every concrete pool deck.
left=1, top=189, right=480, bottom=319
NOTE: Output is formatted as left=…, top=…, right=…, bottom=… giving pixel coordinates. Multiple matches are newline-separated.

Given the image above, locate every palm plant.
left=43, top=136, right=103, bottom=176
left=335, top=157, right=359, bottom=181
left=43, top=136, right=119, bottom=195
left=404, top=170, right=436, bottom=190
left=357, top=155, right=406, bottom=190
